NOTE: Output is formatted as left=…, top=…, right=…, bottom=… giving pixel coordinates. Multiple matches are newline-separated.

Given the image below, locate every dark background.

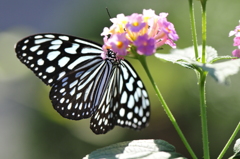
left=0, top=0, right=240, bottom=158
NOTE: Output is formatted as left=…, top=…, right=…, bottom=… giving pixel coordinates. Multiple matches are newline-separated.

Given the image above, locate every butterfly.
left=15, top=33, right=150, bottom=134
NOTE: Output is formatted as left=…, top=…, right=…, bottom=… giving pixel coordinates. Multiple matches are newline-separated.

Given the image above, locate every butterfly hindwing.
left=90, top=60, right=150, bottom=134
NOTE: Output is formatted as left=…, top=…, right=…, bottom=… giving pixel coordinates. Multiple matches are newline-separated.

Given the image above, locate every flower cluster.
left=101, top=9, right=179, bottom=59
left=229, top=21, right=240, bottom=58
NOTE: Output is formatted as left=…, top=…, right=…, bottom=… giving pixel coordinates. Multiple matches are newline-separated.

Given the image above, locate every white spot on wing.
left=133, top=118, right=138, bottom=123
left=34, top=35, right=43, bottom=39
left=51, top=39, right=63, bottom=45
left=47, top=51, right=60, bottom=61
left=28, top=56, right=33, bottom=60
left=30, top=45, right=40, bottom=52
left=48, top=79, right=53, bottom=83
left=145, top=99, right=149, bottom=107
left=37, top=50, right=44, bottom=55
left=142, top=90, right=148, bottom=97
left=76, top=92, right=82, bottom=100
left=139, top=107, right=143, bottom=117
left=37, top=59, right=44, bottom=65
left=120, top=91, right=127, bottom=104
left=49, top=44, right=61, bottom=50
left=65, top=43, right=80, bottom=54
left=134, top=106, right=139, bottom=114
left=69, top=80, right=78, bottom=88
left=67, top=103, right=72, bottom=110
left=46, top=66, right=55, bottom=73
left=22, top=45, right=27, bottom=50
left=58, top=57, right=70, bottom=67
left=81, top=47, right=103, bottom=54
left=127, top=112, right=133, bottom=119
left=142, top=117, right=147, bottom=123
left=126, top=77, right=134, bottom=91
left=60, top=98, right=65, bottom=103
left=24, top=39, right=29, bottom=44
left=59, top=36, right=69, bottom=41
left=122, top=67, right=129, bottom=80
left=35, top=38, right=51, bottom=44
left=70, top=88, right=76, bottom=96
left=119, top=108, right=125, bottom=117
left=60, top=88, right=65, bottom=93
left=44, top=34, right=55, bottom=38
left=127, top=95, right=134, bottom=109
left=105, top=106, right=109, bottom=113
left=137, top=80, right=143, bottom=88
left=57, top=71, right=66, bottom=80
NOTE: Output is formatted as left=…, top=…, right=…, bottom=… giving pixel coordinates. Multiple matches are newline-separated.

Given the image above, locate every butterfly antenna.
left=106, top=7, right=111, bottom=18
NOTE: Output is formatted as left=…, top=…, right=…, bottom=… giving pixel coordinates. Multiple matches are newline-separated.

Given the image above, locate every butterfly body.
left=15, top=33, right=150, bottom=134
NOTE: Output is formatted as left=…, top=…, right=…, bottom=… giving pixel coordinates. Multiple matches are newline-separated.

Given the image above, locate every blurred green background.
left=0, top=0, right=240, bottom=158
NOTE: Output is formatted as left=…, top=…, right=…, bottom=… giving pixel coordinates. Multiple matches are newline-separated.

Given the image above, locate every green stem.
left=199, top=71, right=210, bottom=159
left=217, top=122, right=240, bottom=159
left=199, top=1, right=209, bottom=158
left=201, top=1, right=207, bottom=63
left=138, top=55, right=197, bottom=159
left=188, top=0, right=199, bottom=60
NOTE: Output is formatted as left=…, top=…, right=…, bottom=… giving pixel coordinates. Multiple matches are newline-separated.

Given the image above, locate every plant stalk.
left=201, top=1, right=207, bottom=63
left=188, top=0, right=199, bottom=60
left=199, top=71, right=210, bottom=159
left=138, top=55, right=197, bottom=159
left=217, top=122, right=240, bottom=159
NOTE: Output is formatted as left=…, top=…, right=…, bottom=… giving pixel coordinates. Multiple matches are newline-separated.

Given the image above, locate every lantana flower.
left=101, top=9, right=179, bottom=59
left=229, top=20, right=240, bottom=58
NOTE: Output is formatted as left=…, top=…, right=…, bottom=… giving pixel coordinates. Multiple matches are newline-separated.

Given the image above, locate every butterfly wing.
left=15, top=33, right=110, bottom=119
left=15, top=33, right=103, bottom=86
left=50, top=59, right=114, bottom=119
left=90, top=60, right=150, bottom=134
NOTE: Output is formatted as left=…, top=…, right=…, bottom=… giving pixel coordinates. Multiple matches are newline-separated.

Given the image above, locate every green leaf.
left=155, top=45, right=219, bottom=69
left=229, top=139, right=240, bottom=159
left=155, top=45, right=240, bottom=85
left=234, top=139, right=240, bottom=155
left=83, top=139, right=186, bottom=159
left=210, top=55, right=236, bottom=63
left=193, top=59, right=240, bottom=85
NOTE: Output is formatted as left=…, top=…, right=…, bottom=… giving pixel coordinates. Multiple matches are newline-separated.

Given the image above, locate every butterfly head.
left=106, top=49, right=123, bottom=63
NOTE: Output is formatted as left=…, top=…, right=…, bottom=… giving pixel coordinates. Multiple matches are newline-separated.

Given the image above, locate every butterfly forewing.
left=15, top=33, right=150, bottom=134
left=15, top=33, right=103, bottom=86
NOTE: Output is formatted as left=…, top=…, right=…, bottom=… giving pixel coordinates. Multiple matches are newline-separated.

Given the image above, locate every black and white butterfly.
left=15, top=33, right=150, bottom=134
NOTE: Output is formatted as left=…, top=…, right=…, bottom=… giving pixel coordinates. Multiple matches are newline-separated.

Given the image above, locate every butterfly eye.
left=15, top=33, right=150, bottom=134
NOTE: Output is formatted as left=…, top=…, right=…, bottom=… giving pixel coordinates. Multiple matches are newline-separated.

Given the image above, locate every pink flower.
left=106, top=33, right=130, bottom=57
left=229, top=22, right=240, bottom=37
left=232, top=49, right=240, bottom=58
left=126, top=13, right=147, bottom=32
left=233, top=36, right=240, bottom=46
left=143, top=9, right=157, bottom=19
left=157, top=13, right=179, bottom=42
left=229, top=21, right=240, bottom=58
left=101, top=9, right=179, bottom=58
left=101, top=36, right=109, bottom=59
left=134, top=34, right=156, bottom=55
